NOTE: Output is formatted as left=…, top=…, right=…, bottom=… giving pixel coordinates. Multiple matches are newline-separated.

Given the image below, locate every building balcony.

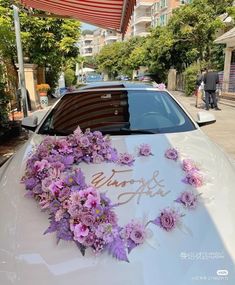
left=105, top=35, right=119, bottom=42
left=134, top=27, right=151, bottom=36
left=83, top=44, right=93, bottom=48
left=136, top=0, right=154, bottom=9
left=136, top=31, right=150, bottom=37
left=83, top=52, right=93, bottom=57
left=82, top=35, right=93, bottom=41
left=132, top=15, right=152, bottom=25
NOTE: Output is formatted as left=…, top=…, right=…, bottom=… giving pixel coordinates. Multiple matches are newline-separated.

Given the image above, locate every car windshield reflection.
left=38, top=89, right=196, bottom=136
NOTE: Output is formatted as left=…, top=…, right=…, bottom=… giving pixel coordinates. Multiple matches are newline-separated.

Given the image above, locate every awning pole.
left=13, top=4, right=28, bottom=117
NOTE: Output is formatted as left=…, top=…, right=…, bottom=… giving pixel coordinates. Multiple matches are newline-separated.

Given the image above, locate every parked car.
left=85, top=73, right=103, bottom=83
left=1, top=82, right=235, bottom=285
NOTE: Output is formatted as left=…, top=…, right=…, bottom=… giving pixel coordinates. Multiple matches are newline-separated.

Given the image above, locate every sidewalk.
left=171, top=91, right=235, bottom=161
left=0, top=97, right=57, bottom=167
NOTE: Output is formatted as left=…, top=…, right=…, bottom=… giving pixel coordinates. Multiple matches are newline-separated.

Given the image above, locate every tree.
left=143, top=26, right=175, bottom=80
left=143, top=0, right=227, bottom=79
left=20, top=14, right=81, bottom=89
left=96, top=42, right=126, bottom=78
left=96, top=37, right=146, bottom=78
left=206, top=0, right=234, bottom=15
left=168, top=0, right=223, bottom=63
left=0, top=0, right=81, bottom=90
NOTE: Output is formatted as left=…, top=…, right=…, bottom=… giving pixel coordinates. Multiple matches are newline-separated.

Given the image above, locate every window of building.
left=160, top=14, right=167, bottom=26
left=160, top=0, right=167, bottom=9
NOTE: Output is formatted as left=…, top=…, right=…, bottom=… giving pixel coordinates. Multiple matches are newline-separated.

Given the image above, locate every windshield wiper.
left=120, top=128, right=157, bottom=134
left=100, top=128, right=157, bottom=135
left=40, top=129, right=71, bottom=136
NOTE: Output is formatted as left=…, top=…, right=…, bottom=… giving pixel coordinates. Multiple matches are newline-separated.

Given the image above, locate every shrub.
left=184, top=63, right=201, bottom=96
left=64, top=68, right=75, bottom=87
left=0, top=82, right=10, bottom=129
left=184, top=62, right=210, bottom=96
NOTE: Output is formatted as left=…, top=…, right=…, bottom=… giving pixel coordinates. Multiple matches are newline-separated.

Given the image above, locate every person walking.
left=203, top=69, right=221, bottom=111
left=195, top=69, right=206, bottom=108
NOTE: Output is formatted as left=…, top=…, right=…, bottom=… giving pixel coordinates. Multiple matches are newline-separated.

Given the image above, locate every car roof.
left=77, top=81, right=153, bottom=91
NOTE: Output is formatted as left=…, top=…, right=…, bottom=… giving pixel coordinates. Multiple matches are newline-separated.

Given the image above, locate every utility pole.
left=13, top=4, right=28, bottom=117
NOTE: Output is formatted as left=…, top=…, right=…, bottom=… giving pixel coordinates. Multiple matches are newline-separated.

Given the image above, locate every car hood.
left=1, top=130, right=235, bottom=285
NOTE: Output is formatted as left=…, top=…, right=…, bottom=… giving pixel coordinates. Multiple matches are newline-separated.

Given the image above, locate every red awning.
left=19, top=0, right=136, bottom=34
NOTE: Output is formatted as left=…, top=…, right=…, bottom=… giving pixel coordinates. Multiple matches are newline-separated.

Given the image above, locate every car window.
left=38, top=90, right=196, bottom=135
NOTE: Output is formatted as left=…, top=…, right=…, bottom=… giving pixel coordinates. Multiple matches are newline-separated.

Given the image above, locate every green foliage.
left=0, top=4, right=15, bottom=60
left=83, top=56, right=97, bottom=68
left=168, top=0, right=224, bottom=63
left=0, top=0, right=81, bottom=91
left=96, top=41, right=126, bottom=78
left=227, top=6, right=235, bottom=21
left=206, top=0, right=234, bottom=15
left=144, top=26, right=175, bottom=81
left=64, top=68, right=75, bottom=87
left=184, top=63, right=201, bottom=96
left=96, top=37, right=146, bottom=78
left=0, top=64, right=9, bottom=128
left=130, top=0, right=228, bottom=81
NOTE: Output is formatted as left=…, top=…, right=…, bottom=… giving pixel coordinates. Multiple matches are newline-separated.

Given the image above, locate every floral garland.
left=22, top=127, right=204, bottom=262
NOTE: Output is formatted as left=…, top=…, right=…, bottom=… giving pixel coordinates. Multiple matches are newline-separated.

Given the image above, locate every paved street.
left=172, top=91, right=235, bottom=161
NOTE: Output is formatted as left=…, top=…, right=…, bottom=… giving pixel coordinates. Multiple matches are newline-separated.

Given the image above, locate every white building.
left=79, top=33, right=94, bottom=57
left=104, top=30, right=121, bottom=45
left=151, top=0, right=193, bottom=28
left=131, top=0, right=154, bottom=37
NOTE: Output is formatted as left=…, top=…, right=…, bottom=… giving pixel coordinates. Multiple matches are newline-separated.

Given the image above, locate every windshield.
left=38, top=89, right=196, bottom=135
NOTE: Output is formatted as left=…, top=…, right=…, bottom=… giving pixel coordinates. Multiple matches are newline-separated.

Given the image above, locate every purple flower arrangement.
left=22, top=129, right=206, bottom=262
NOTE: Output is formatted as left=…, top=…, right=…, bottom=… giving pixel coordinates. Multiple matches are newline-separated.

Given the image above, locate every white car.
left=1, top=83, right=235, bottom=285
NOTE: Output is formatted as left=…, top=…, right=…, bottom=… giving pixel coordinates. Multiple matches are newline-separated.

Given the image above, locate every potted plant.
left=36, top=84, right=50, bottom=96
left=36, top=84, right=50, bottom=108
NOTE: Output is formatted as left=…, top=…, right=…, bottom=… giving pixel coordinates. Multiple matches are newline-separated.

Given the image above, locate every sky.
left=81, top=23, right=97, bottom=30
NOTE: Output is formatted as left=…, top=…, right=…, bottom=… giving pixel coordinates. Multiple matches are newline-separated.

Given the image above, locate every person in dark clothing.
left=203, top=70, right=221, bottom=111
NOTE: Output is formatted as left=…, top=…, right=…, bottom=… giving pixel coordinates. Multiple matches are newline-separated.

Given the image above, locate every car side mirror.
left=196, top=111, right=216, bottom=127
left=21, top=115, right=38, bottom=131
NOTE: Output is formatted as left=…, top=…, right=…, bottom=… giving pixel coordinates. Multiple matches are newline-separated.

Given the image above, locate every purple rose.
left=182, top=170, right=203, bottom=188
left=154, top=209, right=179, bottom=231
left=118, top=153, right=135, bottom=166
left=176, top=191, right=198, bottom=209
left=139, top=144, right=152, bottom=156
left=182, top=159, right=198, bottom=173
left=130, top=228, right=145, bottom=244
left=165, top=148, right=178, bottom=161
